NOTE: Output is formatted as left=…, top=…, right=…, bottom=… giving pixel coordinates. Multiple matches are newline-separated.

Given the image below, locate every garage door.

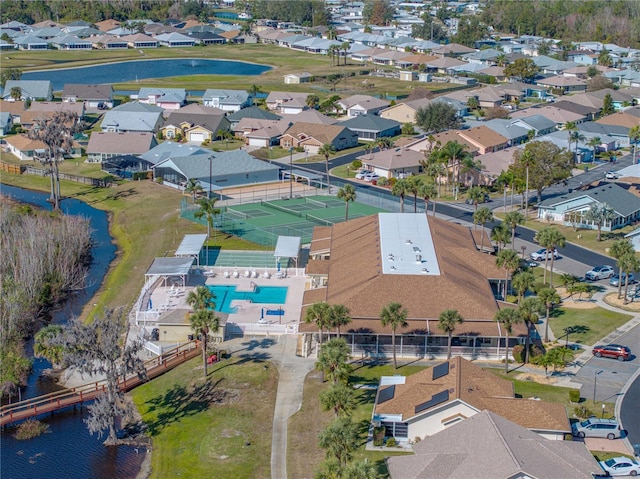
left=190, top=132, right=205, bottom=143
left=249, top=138, right=266, bottom=147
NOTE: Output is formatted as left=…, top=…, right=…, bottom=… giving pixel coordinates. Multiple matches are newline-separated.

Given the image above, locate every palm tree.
left=306, top=94, right=319, bottom=109
left=473, top=206, right=493, bottom=252
left=440, top=141, right=470, bottom=199
left=305, top=302, right=331, bottom=345
left=405, top=176, right=423, bottom=212
left=538, top=287, right=560, bottom=343
left=466, top=186, right=485, bottom=213
left=610, top=239, right=634, bottom=299
left=620, top=253, right=640, bottom=305
left=9, top=86, right=21, bottom=101
left=316, top=338, right=352, bottom=384
left=438, top=309, right=463, bottom=359
left=318, top=143, right=336, bottom=193
left=34, top=324, right=64, bottom=368
left=318, top=417, right=359, bottom=468
left=565, top=121, right=577, bottom=161
left=319, top=383, right=356, bottom=418
left=496, top=249, right=520, bottom=300
left=248, top=84, right=263, bottom=105
left=184, top=178, right=203, bottom=203
left=494, top=309, right=523, bottom=373
left=376, top=136, right=393, bottom=151
left=512, top=271, right=536, bottom=302
left=519, top=150, right=533, bottom=219
left=328, top=304, right=352, bottom=338
left=491, top=223, right=511, bottom=252
left=336, top=184, right=356, bottom=221
left=534, top=227, right=566, bottom=287
left=629, top=125, right=640, bottom=164
left=186, top=286, right=218, bottom=379
left=587, top=136, right=601, bottom=162
left=518, top=297, right=545, bottom=363
left=392, top=178, right=409, bottom=213
left=571, top=131, right=586, bottom=160
left=341, top=41, right=350, bottom=66
left=503, top=211, right=525, bottom=250
left=194, top=197, right=221, bottom=265
left=379, top=302, right=408, bottom=369
left=343, top=459, right=378, bottom=479
left=418, top=182, right=438, bottom=216
left=584, top=203, right=615, bottom=242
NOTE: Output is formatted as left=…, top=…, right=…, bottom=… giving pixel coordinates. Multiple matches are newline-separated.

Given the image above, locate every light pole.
left=601, top=403, right=606, bottom=418
left=593, top=369, right=603, bottom=403
left=521, top=245, right=526, bottom=260
left=209, top=155, right=213, bottom=199
left=289, top=147, right=293, bottom=199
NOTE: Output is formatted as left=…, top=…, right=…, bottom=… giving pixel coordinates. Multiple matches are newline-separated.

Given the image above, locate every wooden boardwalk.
left=0, top=341, right=201, bottom=427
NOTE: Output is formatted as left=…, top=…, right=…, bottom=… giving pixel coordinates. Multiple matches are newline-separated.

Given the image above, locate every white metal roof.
left=145, top=257, right=194, bottom=276
left=274, top=235, right=301, bottom=259
left=379, top=213, right=440, bottom=276
left=175, top=234, right=208, bottom=257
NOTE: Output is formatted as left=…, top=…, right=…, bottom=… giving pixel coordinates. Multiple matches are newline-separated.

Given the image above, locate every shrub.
left=372, top=425, right=385, bottom=446
left=155, top=176, right=163, bottom=184
left=512, top=344, right=525, bottom=363
left=530, top=344, right=544, bottom=359
left=386, top=437, right=397, bottom=447
left=388, top=177, right=397, bottom=187
left=574, top=405, right=593, bottom=419
left=351, top=160, right=362, bottom=170
left=569, top=389, right=580, bottom=403
left=132, top=172, right=148, bottom=181
left=373, top=437, right=384, bottom=447
left=505, top=295, right=517, bottom=303
left=14, top=419, right=49, bottom=440
left=377, top=177, right=388, bottom=186
left=533, top=281, right=547, bottom=293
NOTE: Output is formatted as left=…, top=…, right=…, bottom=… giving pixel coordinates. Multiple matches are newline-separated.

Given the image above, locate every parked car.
left=592, top=344, right=631, bottom=361
left=610, top=273, right=635, bottom=287
left=363, top=173, right=380, bottom=182
left=572, top=418, right=622, bottom=440
left=599, top=456, right=640, bottom=476
left=585, top=265, right=615, bottom=281
left=605, top=171, right=620, bottom=180
left=530, top=248, right=558, bottom=261
left=355, top=170, right=369, bottom=179
left=464, top=193, right=490, bottom=205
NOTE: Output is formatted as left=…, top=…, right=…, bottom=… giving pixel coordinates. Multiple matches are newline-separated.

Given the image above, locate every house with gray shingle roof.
left=139, top=141, right=208, bottom=166
left=62, top=84, right=114, bottom=108
left=227, top=106, right=281, bottom=128
left=510, top=114, right=556, bottom=137
left=86, top=132, right=157, bottom=162
left=336, top=94, right=390, bottom=118
left=279, top=122, right=359, bottom=153
left=337, top=114, right=401, bottom=141
left=49, top=34, right=92, bottom=50
left=537, top=183, right=640, bottom=231
left=2, top=80, right=52, bottom=101
left=0, top=112, right=13, bottom=136
left=386, top=409, right=600, bottom=479
left=154, top=32, right=195, bottom=47
left=12, top=34, right=48, bottom=50
left=203, top=89, right=251, bottom=112
left=138, top=88, right=186, bottom=110
left=101, top=102, right=164, bottom=133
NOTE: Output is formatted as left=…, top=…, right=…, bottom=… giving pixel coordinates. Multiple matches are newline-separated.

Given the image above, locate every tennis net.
left=261, top=200, right=303, bottom=218
left=226, top=207, right=248, bottom=219
left=305, top=197, right=327, bottom=209
left=306, top=213, right=333, bottom=226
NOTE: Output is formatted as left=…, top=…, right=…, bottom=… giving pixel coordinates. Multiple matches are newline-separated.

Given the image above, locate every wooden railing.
left=0, top=340, right=200, bottom=427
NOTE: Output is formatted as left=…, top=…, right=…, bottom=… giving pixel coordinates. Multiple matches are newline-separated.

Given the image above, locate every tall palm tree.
left=438, top=309, right=463, bottom=359
left=491, top=223, right=511, bottom=252
left=466, top=186, right=485, bottom=213
left=629, top=125, right=640, bottom=164
left=534, top=227, right=566, bottom=287
left=186, top=286, right=218, bottom=379
left=610, top=239, right=634, bottom=299
left=406, top=176, right=423, bottom=212
left=318, top=417, right=359, bottom=468
left=519, top=150, right=533, bottom=219
left=587, top=136, right=601, bottom=162
left=194, top=197, right=221, bottom=265
left=337, top=184, right=356, bottom=221
left=318, top=143, right=336, bottom=193
left=248, top=84, right=263, bottom=105
left=518, top=297, right=545, bottom=363
left=341, top=41, right=350, bottom=66
left=376, top=136, right=394, bottom=150
left=494, top=309, right=523, bottom=373
left=418, top=182, right=438, bottom=216
left=473, top=206, right=493, bottom=252
left=538, top=287, right=560, bottom=343
left=584, top=203, right=615, bottom=242
left=306, top=94, right=319, bottom=109
left=10, top=86, right=22, bottom=101
left=564, top=121, right=577, bottom=162
left=392, top=178, right=409, bottom=213
left=496, top=249, right=520, bottom=300
left=440, top=141, right=470, bottom=199
left=319, top=383, right=356, bottom=418
left=620, top=253, right=640, bottom=305
left=184, top=178, right=203, bottom=203
left=304, top=302, right=331, bottom=345
left=571, top=131, right=586, bottom=160
left=503, top=211, right=525, bottom=250
left=512, top=271, right=536, bottom=303
left=316, top=338, right=351, bottom=384
left=379, top=302, right=408, bottom=369
left=328, top=304, right=351, bottom=338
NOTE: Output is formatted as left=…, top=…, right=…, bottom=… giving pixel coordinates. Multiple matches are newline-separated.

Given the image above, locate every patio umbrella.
left=148, top=298, right=153, bottom=310
left=261, top=308, right=264, bottom=320
left=277, top=261, right=281, bottom=272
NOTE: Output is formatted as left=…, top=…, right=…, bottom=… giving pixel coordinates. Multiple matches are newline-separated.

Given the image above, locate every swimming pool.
left=207, top=285, right=288, bottom=314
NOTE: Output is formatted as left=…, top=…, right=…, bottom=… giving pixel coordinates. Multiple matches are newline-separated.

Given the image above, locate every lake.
left=22, top=58, right=271, bottom=91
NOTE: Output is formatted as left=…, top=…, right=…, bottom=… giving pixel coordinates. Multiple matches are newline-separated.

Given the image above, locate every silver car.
left=571, top=418, right=621, bottom=440
left=585, top=265, right=614, bottom=281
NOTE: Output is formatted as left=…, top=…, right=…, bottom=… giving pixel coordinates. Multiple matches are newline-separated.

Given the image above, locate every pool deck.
left=140, top=268, right=305, bottom=334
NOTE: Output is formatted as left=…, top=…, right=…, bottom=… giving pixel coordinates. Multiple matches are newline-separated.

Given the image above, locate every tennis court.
left=207, top=249, right=280, bottom=268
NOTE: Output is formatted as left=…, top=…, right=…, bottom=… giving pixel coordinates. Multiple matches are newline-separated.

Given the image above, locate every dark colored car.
left=592, top=344, right=631, bottom=361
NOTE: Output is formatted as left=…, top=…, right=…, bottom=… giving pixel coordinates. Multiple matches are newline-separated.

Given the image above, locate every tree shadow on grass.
left=144, top=377, right=226, bottom=435
left=210, top=351, right=273, bottom=374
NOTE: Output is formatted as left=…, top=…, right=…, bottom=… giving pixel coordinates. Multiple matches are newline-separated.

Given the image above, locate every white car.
left=530, top=248, right=558, bottom=261
left=355, top=170, right=369, bottom=179
left=605, top=171, right=620, bottom=180
left=599, top=456, right=640, bottom=476
left=363, top=173, right=380, bottom=182
left=585, top=265, right=614, bottom=281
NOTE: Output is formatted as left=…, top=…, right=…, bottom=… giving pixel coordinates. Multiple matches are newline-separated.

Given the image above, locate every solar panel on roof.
left=414, top=390, right=450, bottom=414
left=377, top=385, right=395, bottom=404
left=432, top=361, right=450, bottom=380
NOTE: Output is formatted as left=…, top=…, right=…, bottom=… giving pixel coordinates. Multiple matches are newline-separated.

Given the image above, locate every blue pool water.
left=208, top=285, right=287, bottom=313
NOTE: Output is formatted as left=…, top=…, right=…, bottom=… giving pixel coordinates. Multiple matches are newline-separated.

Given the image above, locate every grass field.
left=550, top=306, right=632, bottom=346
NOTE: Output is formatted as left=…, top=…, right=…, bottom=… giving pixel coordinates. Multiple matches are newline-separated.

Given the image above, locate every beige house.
left=357, top=147, right=424, bottom=179
left=379, top=98, right=431, bottom=124
left=6, top=134, right=82, bottom=161
left=457, top=125, right=509, bottom=155
left=154, top=308, right=226, bottom=343
left=283, top=72, right=313, bottom=84
left=86, top=132, right=157, bottom=162
left=279, top=122, right=359, bottom=154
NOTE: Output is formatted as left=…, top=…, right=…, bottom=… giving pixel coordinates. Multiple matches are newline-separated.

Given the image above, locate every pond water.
left=0, top=184, right=143, bottom=479
left=23, top=58, right=271, bottom=91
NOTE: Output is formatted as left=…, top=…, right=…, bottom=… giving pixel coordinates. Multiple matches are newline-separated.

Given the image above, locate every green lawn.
left=550, top=307, right=632, bottom=346
left=131, top=355, right=278, bottom=479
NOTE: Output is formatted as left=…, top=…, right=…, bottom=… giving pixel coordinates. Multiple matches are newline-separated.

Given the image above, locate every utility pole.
left=289, top=147, right=293, bottom=199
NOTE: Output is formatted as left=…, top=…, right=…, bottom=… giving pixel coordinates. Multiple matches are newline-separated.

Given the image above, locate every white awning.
left=175, top=234, right=208, bottom=257
left=274, top=236, right=301, bottom=260
left=146, top=257, right=194, bottom=276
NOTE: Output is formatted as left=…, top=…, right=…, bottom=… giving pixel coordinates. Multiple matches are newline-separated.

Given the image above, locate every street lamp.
left=289, top=147, right=293, bottom=199
left=521, top=245, right=526, bottom=260
left=601, top=403, right=606, bottom=418
left=593, top=369, right=603, bottom=403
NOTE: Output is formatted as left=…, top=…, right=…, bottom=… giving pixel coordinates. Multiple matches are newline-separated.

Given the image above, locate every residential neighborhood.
left=2, top=1, right=640, bottom=479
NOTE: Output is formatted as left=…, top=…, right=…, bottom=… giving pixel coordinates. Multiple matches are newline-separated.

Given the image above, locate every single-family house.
left=62, top=84, right=114, bottom=109
left=89, top=34, right=129, bottom=49
left=379, top=98, right=431, bottom=124
left=537, top=183, right=640, bottom=231
left=28, top=101, right=85, bottom=119
left=0, top=112, right=13, bottom=136
left=425, top=56, right=467, bottom=74
left=12, top=34, right=48, bottom=50
left=5, top=133, right=82, bottom=160
left=265, top=91, right=309, bottom=114
left=283, top=72, right=314, bottom=84
left=139, top=141, right=208, bottom=166
left=597, top=111, right=640, bottom=130
left=300, top=213, right=527, bottom=358
left=101, top=102, right=164, bottom=133
left=154, top=32, right=195, bottom=47
left=356, top=147, right=424, bottom=179
left=337, top=114, right=400, bottom=141
left=2, top=80, right=52, bottom=101
left=510, top=114, right=557, bottom=137
left=336, top=94, right=391, bottom=118
left=0, top=100, right=26, bottom=123
left=86, top=132, right=157, bottom=162
left=202, top=89, right=251, bottom=112
left=138, top=88, right=186, bottom=110
left=119, top=33, right=158, bottom=49
left=279, top=109, right=336, bottom=125
left=457, top=125, right=508, bottom=155
left=476, top=119, right=529, bottom=147
left=510, top=105, right=587, bottom=128
left=245, top=122, right=290, bottom=148
left=279, top=122, right=359, bottom=154
left=431, top=43, right=476, bottom=57
left=234, top=118, right=284, bottom=139
left=160, top=104, right=230, bottom=143
left=49, top=34, right=92, bottom=50
left=386, top=410, right=601, bottom=479
left=474, top=147, right=519, bottom=179
left=374, top=357, right=570, bottom=445
left=536, top=75, right=587, bottom=94
left=227, top=106, right=281, bottom=129
left=553, top=100, right=600, bottom=122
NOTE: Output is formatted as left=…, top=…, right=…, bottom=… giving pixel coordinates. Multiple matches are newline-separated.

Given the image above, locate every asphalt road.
left=620, top=374, right=640, bottom=452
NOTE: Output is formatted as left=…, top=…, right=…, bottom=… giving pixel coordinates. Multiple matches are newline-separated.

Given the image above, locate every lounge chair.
left=224, top=271, right=230, bottom=278
left=274, top=271, right=283, bottom=279
left=252, top=270, right=259, bottom=278
left=244, top=270, right=251, bottom=278
left=262, top=271, right=271, bottom=279
left=233, top=270, right=239, bottom=278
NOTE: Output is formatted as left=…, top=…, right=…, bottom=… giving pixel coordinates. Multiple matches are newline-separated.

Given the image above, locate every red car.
left=592, top=344, right=631, bottom=361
